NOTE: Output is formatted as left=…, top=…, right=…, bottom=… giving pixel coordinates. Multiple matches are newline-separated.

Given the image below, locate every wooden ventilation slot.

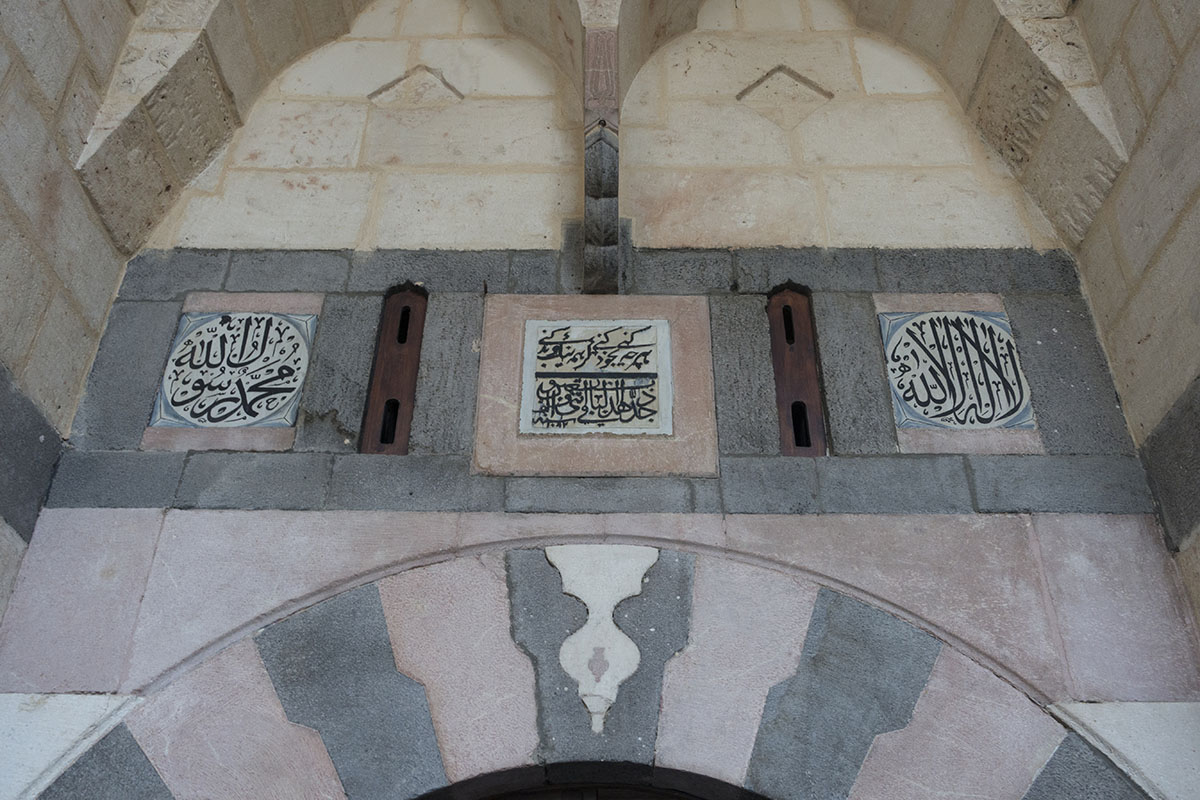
left=360, top=288, right=427, bottom=455
left=768, top=289, right=828, bottom=456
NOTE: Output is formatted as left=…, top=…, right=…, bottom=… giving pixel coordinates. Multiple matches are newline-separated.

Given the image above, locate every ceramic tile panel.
left=878, top=310, right=1035, bottom=431
left=520, top=319, right=672, bottom=435
left=150, top=310, right=317, bottom=430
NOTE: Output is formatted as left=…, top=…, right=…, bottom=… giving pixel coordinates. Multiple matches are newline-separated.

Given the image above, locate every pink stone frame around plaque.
left=473, top=295, right=718, bottom=477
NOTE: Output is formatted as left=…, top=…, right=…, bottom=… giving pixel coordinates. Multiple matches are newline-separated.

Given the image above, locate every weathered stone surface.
left=40, top=724, right=173, bottom=800
left=505, top=477, right=696, bottom=514
left=175, top=453, right=332, bottom=509
left=510, top=250, right=559, bottom=294
left=735, top=248, right=878, bottom=293
left=127, top=639, right=347, bottom=800
left=709, top=295, right=777, bottom=455
left=0, top=521, right=23, bottom=623
left=1143, top=376, right=1200, bottom=549
left=1022, top=733, right=1150, bottom=800
left=242, top=0, right=308, bottom=72
left=746, top=589, right=942, bottom=800
left=48, top=450, right=185, bottom=509
left=849, top=647, right=1065, bottom=800
left=119, top=249, right=229, bottom=300
left=969, top=456, right=1154, bottom=513
left=0, top=509, right=163, bottom=693
left=256, top=584, right=448, bottom=800
left=349, top=250, right=510, bottom=293
left=328, top=455, right=503, bottom=511
left=0, top=207, right=52, bottom=369
left=657, top=558, right=816, bottom=785
left=507, top=548, right=692, bottom=763
left=71, top=301, right=182, bottom=450
left=381, top=559, right=538, bottom=782
left=720, top=457, right=818, bottom=514
left=810, top=293, right=897, bottom=454
left=996, top=292, right=1133, bottom=455
left=294, top=293, right=382, bottom=451
left=630, top=250, right=733, bottom=294
left=968, top=21, right=1061, bottom=174
left=226, top=249, right=350, bottom=292
left=144, top=36, right=238, bottom=180
left=816, top=456, right=974, bottom=514
left=408, top=293, right=482, bottom=455
left=0, top=365, right=61, bottom=540
left=205, top=0, right=267, bottom=116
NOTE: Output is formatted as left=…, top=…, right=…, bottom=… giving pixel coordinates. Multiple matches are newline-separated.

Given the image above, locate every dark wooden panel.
left=767, top=290, right=828, bottom=456
left=360, top=289, right=427, bottom=455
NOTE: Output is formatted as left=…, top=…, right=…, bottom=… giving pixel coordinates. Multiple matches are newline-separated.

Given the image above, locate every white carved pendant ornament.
left=545, top=545, right=660, bottom=733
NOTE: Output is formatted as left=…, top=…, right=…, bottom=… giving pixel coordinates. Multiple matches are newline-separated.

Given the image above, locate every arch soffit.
left=80, top=0, right=1122, bottom=255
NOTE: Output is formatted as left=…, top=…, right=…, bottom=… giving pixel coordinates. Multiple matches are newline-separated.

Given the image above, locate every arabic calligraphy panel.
left=519, top=319, right=673, bottom=435
left=879, top=311, right=1035, bottom=430
left=151, top=311, right=317, bottom=428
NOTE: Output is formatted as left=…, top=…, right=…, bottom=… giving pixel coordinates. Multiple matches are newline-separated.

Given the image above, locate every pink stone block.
left=848, top=648, right=1066, bottom=800
left=127, top=639, right=346, bottom=800
left=724, top=514, right=1071, bottom=700
left=380, top=558, right=538, bottom=782
left=873, top=293, right=1006, bottom=313
left=897, top=427, right=1045, bottom=454
left=123, top=510, right=458, bottom=690
left=657, top=557, right=818, bottom=785
left=1033, top=515, right=1200, bottom=700
left=183, top=292, right=325, bottom=314
left=141, top=426, right=297, bottom=452
left=0, top=508, right=165, bottom=692
left=602, top=513, right=726, bottom=549
left=456, top=512, right=605, bottom=550
left=473, top=295, right=719, bottom=477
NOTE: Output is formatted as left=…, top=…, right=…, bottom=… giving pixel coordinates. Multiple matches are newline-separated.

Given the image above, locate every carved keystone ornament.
left=545, top=545, right=659, bottom=733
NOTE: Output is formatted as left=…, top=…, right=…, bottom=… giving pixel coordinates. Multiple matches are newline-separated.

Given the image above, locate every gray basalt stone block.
left=630, top=249, right=733, bottom=294
left=70, top=301, right=182, bottom=451
left=1143, top=375, right=1200, bottom=549
left=709, top=295, right=778, bottom=456
left=47, top=450, right=185, bottom=509
left=875, top=249, right=1078, bottom=293
left=40, top=724, right=173, bottom=800
left=1022, top=733, right=1149, bottom=800
left=968, top=455, right=1154, bottom=513
left=505, top=477, right=695, bottom=514
left=0, top=366, right=60, bottom=540
left=746, top=589, right=941, bottom=800
left=510, top=250, right=559, bottom=294
left=816, top=456, right=974, bottom=513
left=225, top=250, right=350, bottom=292
left=507, top=547, right=693, bottom=764
left=719, top=457, right=818, bottom=514
left=735, top=248, right=878, bottom=293
left=349, top=250, right=509, bottom=293
left=256, top=584, right=448, bottom=800
left=119, top=249, right=229, bottom=300
left=810, top=293, right=897, bottom=455
left=408, top=293, right=482, bottom=455
left=1005, top=293, right=1133, bottom=455
left=175, top=453, right=332, bottom=509
left=294, top=293, right=383, bottom=452
left=328, top=455, right=503, bottom=511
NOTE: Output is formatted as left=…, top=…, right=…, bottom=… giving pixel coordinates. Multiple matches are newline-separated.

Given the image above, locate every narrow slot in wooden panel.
left=360, top=289, right=427, bottom=455
left=768, top=289, right=828, bottom=457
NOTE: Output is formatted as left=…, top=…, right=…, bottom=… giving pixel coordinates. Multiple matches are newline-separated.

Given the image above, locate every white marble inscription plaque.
left=879, top=311, right=1035, bottom=430
left=151, top=311, right=317, bottom=428
left=519, top=319, right=673, bottom=435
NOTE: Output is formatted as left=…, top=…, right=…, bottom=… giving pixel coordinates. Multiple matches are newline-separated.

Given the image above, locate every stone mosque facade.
left=1, top=0, right=1199, bottom=797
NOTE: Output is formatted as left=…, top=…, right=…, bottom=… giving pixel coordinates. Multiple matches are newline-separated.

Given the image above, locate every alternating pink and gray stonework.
left=23, top=549, right=1173, bottom=800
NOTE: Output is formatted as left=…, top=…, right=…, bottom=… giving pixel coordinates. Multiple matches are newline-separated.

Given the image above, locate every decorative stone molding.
left=546, top=544, right=659, bottom=732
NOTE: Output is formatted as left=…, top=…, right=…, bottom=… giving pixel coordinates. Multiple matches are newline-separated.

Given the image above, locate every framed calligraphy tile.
left=519, top=319, right=673, bottom=435
left=879, top=310, right=1036, bottom=430
left=473, top=295, right=717, bottom=477
left=150, top=311, right=318, bottom=429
